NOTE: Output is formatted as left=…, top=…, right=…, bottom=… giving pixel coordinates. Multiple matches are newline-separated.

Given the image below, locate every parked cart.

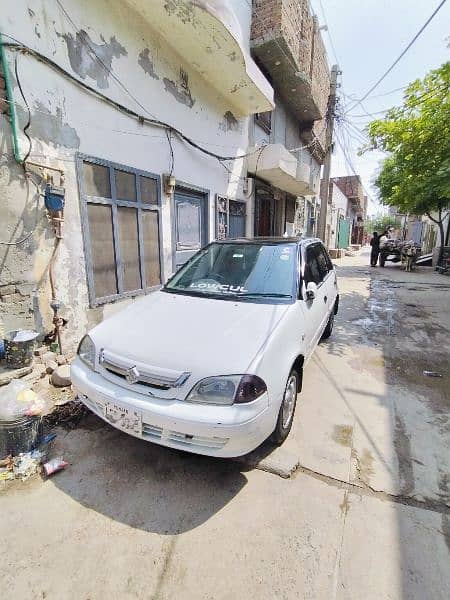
left=379, top=240, right=421, bottom=269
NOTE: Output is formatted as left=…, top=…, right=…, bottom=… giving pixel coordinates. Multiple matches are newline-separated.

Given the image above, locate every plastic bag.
left=0, top=379, right=49, bottom=420
left=43, top=457, right=68, bottom=476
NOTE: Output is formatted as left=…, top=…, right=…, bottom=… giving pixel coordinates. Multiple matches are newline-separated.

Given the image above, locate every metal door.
left=337, top=218, right=350, bottom=249
left=229, top=200, right=246, bottom=238
left=411, top=220, right=423, bottom=245
left=174, top=189, right=207, bottom=269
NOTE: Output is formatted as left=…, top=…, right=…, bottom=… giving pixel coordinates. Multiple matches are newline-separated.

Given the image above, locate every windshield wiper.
left=237, top=292, right=292, bottom=298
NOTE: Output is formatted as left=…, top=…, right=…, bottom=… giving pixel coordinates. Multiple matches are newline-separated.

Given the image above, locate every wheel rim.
left=282, top=375, right=297, bottom=429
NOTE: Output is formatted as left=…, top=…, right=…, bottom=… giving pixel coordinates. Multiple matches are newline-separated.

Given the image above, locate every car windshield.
left=164, top=242, right=297, bottom=302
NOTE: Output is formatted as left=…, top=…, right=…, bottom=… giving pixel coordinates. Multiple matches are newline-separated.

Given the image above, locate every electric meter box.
left=44, top=185, right=65, bottom=212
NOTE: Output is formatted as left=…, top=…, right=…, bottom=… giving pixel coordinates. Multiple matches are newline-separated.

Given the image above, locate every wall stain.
left=219, top=110, right=239, bottom=133
left=230, top=80, right=247, bottom=94
left=394, top=412, right=415, bottom=495
left=19, top=103, right=80, bottom=149
left=138, top=48, right=159, bottom=80
left=163, top=68, right=195, bottom=108
left=164, top=0, right=200, bottom=27
left=339, top=490, right=351, bottom=516
left=442, top=515, right=450, bottom=554
left=332, top=424, right=353, bottom=447
left=358, top=448, right=375, bottom=486
left=57, top=29, right=127, bottom=89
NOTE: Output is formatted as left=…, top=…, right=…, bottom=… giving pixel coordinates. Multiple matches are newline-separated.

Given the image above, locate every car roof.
left=213, top=237, right=323, bottom=246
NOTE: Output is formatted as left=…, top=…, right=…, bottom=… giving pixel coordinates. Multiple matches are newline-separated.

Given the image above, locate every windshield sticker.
left=280, top=255, right=290, bottom=261
left=190, top=283, right=249, bottom=293
left=232, top=253, right=244, bottom=258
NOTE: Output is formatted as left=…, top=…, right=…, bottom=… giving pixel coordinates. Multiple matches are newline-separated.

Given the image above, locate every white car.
left=72, top=238, right=338, bottom=457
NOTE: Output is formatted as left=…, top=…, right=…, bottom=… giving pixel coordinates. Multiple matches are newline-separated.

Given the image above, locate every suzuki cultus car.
left=72, top=238, right=338, bottom=457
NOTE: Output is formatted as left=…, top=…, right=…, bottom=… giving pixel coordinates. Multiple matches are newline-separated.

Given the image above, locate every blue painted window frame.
left=76, top=153, right=163, bottom=307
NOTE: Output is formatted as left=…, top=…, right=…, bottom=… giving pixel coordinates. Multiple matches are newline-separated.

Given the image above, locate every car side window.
left=316, top=245, right=330, bottom=280
left=304, top=246, right=322, bottom=285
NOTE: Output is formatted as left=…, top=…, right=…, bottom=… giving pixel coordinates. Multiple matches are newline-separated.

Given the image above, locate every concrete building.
left=332, top=175, right=367, bottom=246
left=0, top=0, right=330, bottom=352
left=320, top=179, right=350, bottom=250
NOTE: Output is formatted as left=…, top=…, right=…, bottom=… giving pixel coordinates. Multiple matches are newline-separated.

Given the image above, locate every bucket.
left=0, top=415, right=42, bottom=458
left=3, top=330, right=39, bottom=369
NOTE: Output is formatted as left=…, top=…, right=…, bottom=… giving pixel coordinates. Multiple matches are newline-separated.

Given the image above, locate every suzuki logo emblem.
left=125, top=366, right=139, bottom=384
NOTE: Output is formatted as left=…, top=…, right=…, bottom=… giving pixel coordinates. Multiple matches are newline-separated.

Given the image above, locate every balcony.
left=247, top=143, right=313, bottom=196
left=251, top=0, right=329, bottom=124
left=125, top=0, right=274, bottom=116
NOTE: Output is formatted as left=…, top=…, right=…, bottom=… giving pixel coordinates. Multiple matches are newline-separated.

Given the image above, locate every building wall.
left=0, top=0, right=254, bottom=350
left=327, top=182, right=348, bottom=249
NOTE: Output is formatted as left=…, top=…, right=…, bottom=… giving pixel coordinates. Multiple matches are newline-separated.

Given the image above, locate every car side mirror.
left=306, top=281, right=317, bottom=301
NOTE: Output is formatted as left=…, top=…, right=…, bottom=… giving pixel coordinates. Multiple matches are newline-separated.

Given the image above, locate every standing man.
left=370, top=232, right=380, bottom=267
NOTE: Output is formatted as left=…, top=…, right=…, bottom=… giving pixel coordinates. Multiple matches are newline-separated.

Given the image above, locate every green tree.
left=364, top=213, right=398, bottom=236
left=368, top=62, right=450, bottom=260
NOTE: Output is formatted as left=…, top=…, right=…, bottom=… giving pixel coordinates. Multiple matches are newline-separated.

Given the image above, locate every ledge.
left=126, top=0, right=274, bottom=116
left=247, top=144, right=313, bottom=196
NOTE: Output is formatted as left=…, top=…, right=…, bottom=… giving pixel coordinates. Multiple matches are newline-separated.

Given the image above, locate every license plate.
left=103, top=402, right=142, bottom=435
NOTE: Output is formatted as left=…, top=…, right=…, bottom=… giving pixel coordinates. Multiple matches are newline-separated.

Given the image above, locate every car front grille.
left=142, top=421, right=228, bottom=451
left=99, top=349, right=190, bottom=391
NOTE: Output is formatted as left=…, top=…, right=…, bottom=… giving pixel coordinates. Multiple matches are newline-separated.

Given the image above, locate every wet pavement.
left=0, top=249, right=449, bottom=599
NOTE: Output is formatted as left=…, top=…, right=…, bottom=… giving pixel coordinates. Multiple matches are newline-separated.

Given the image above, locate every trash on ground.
left=37, top=433, right=58, bottom=446
left=43, top=399, right=87, bottom=430
left=423, top=370, right=443, bottom=378
left=13, top=450, right=44, bottom=480
left=0, top=379, right=51, bottom=420
left=43, top=457, right=68, bottom=476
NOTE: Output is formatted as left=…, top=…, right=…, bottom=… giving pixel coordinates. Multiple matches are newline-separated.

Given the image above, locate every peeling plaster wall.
left=0, top=0, right=252, bottom=351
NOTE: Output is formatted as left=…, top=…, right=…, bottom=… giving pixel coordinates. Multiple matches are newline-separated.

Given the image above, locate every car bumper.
left=71, top=358, right=276, bottom=457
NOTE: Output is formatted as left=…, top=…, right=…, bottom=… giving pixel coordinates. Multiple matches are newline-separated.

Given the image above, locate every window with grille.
left=78, top=155, right=162, bottom=306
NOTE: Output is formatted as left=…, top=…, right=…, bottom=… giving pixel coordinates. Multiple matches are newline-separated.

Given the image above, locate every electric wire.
left=1, top=40, right=263, bottom=162
left=346, top=0, right=448, bottom=113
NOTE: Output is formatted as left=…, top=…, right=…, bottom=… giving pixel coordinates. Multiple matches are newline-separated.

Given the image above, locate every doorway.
left=254, top=181, right=275, bottom=236
left=173, top=187, right=208, bottom=269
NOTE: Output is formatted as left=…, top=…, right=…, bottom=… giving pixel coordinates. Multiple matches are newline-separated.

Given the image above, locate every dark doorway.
left=255, top=181, right=275, bottom=236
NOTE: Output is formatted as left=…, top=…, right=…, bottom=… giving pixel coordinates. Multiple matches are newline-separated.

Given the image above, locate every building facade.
left=0, top=0, right=329, bottom=352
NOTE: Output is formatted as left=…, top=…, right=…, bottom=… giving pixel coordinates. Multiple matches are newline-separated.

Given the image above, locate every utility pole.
left=318, top=64, right=339, bottom=245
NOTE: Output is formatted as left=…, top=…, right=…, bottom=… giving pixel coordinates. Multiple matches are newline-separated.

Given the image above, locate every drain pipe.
left=0, top=32, right=23, bottom=164
left=48, top=236, right=63, bottom=354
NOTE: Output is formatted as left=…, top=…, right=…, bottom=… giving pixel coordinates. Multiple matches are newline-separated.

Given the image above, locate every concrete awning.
left=247, top=144, right=313, bottom=196
left=125, top=0, right=274, bottom=116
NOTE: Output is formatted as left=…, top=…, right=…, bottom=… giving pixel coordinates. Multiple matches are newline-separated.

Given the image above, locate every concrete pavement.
left=0, top=249, right=449, bottom=599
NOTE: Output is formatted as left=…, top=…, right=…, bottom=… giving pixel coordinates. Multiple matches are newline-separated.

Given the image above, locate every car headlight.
left=186, top=375, right=267, bottom=405
left=77, top=335, right=95, bottom=369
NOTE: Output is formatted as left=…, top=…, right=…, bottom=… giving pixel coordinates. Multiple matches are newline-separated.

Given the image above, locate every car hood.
left=90, top=291, right=290, bottom=379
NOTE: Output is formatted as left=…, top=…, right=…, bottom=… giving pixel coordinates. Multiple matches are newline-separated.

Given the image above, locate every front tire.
left=321, top=309, right=334, bottom=340
left=270, top=370, right=299, bottom=445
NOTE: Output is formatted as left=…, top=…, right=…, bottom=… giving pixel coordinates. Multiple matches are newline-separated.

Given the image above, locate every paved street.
left=1, top=249, right=449, bottom=600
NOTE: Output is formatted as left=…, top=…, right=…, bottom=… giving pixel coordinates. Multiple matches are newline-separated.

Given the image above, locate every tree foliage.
left=368, top=63, right=450, bottom=234
left=364, top=213, right=398, bottom=235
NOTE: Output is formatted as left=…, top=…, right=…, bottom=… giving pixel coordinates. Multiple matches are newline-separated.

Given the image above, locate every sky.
left=309, top=0, right=450, bottom=216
